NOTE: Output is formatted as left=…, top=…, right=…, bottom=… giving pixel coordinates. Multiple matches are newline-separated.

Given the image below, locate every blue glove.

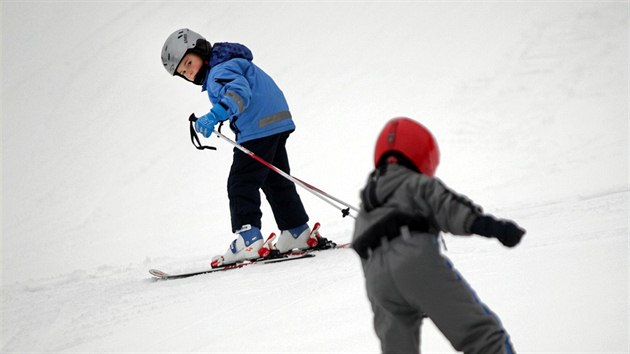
left=195, top=104, right=230, bottom=138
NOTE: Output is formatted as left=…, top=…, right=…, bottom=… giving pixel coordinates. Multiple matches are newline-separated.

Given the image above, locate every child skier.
left=352, top=117, right=525, bottom=354
left=161, top=28, right=319, bottom=266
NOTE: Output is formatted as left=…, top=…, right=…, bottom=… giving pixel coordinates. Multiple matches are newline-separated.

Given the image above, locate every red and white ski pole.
left=212, top=128, right=359, bottom=218
left=188, top=113, right=358, bottom=218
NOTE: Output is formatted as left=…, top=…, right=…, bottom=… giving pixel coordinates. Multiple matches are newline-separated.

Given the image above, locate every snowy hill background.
left=2, top=2, right=628, bottom=353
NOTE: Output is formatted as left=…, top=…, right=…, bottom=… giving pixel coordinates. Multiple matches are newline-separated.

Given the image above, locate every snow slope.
left=2, top=2, right=628, bottom=353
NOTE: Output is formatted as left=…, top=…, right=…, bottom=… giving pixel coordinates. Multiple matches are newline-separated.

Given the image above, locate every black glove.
left=471, top=215, right=525, bottom=248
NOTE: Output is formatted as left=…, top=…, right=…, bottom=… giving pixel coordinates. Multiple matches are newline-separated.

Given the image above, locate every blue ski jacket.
left=202, top=43, right=295, bottom=143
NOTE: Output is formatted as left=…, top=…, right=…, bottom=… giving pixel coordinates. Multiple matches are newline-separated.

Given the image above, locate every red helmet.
left=374, top=117, right=440, bottom=176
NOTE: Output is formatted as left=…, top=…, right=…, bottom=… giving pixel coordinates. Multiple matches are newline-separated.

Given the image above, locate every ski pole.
left=189, top=114, right=359, bottom=218
left=213, top=128, right=359, bottom=218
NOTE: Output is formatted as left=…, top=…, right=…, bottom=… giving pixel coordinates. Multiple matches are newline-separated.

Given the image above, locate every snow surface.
left=2, top=2, right=628, bottom=353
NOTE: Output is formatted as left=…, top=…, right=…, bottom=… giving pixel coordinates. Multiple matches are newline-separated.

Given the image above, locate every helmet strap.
left=192, top=62, right=208, bottom=85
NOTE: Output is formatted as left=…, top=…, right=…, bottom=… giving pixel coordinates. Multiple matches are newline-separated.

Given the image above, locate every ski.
left=150, top=252, right=315, bottom=280
left=149, top=222, right=352, bottom=280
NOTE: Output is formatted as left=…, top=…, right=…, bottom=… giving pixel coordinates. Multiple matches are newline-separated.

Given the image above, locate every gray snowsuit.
left=352, top=164, right=515, bottom=354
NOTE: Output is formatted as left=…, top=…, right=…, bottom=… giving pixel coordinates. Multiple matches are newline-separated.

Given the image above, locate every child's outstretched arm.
left=418, top=177, right=525, bottom=247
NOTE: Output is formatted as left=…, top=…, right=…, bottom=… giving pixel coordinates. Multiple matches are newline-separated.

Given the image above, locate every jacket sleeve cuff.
left=211, top=102, right=230, bottom=121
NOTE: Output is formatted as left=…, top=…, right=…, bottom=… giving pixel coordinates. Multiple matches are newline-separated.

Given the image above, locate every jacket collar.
left=201, top=42, right=253, bottom=91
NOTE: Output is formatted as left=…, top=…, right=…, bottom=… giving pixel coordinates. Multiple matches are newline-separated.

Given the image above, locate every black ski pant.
left=362, top=228, right=515, bottom=354
left=227, top=131, right=309, bottom=233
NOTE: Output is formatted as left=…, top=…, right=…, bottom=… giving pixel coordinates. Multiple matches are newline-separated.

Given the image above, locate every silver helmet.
left=161, top=28, right=211, bottom=76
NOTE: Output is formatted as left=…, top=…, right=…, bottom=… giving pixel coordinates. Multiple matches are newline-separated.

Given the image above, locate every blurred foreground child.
left=352, top=117, right=525, bottom=354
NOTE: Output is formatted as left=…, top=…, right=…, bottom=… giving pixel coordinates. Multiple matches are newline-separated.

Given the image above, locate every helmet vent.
left=387, top=132, right=395, bottom=144
left=387, top=119, right=398, bottom=145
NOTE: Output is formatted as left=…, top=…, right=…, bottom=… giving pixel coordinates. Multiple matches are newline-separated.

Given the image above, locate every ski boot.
left=211, top=225, right=264, bottom=268
left=275, top=222, right=336, bottom=254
